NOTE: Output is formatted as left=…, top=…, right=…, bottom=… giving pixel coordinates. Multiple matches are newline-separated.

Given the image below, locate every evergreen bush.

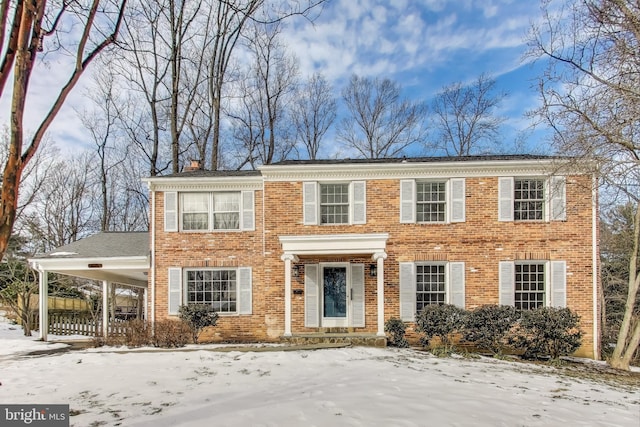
left=463, top=305, right=520, bottom=356
left=508, top=307, right=582, bottom=360
left=178, top=304, right=219, bottom=343
left=384, top=318, right=409, bottom=348
left=414, top=304, right=467, bottom=349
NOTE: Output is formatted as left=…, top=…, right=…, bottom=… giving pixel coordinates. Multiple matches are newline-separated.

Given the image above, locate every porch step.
left=282, top=333, right=387, bottom=348
left=318, top=327, right=355, bottom=334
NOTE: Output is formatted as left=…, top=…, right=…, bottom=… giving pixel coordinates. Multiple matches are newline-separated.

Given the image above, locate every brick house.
left=142, top=155, right=599, bottom=358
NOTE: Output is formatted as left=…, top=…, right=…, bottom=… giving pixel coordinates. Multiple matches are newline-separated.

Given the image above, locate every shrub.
left=384, top=318, right=409, bottom=348
left=178, top=304, right=219, bottom=343
left=508, top=307, right=583, bottom=360
left=152, top=319, right=191, bottom=348
left=415, top=304, right=467, bottom=349
left=122, top=318, right=151, bottom=347
left=463, top=305, right=520, bottom=356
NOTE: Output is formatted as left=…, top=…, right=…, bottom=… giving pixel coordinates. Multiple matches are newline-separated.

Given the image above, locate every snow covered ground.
left=1, top=316, right=638, bottom=427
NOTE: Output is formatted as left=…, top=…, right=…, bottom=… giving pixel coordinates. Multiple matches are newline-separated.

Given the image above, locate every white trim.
left=320, top=262, right=350, bottom=328
left=151, top=188, right=156, bottom=327
left=592, top=174, right=599, bottom=359
left=260, top=158, right=583, bottom=181
left=280, top=233, right=389, bottom=256
left=38, top=268, right=48, bottom=341
left=144, top=176, right=263, bottom=192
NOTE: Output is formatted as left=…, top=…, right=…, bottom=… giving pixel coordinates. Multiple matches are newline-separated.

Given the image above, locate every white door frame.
left=320, top=262, right=350, bottom=327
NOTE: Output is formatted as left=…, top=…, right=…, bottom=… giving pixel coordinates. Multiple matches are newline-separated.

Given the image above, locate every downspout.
left=592, top=173, right=599, bottom=360
left=150, top=185, right=156, bottom=327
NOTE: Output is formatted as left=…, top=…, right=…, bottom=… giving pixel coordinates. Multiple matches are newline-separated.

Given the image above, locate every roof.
left=158, top=169, right=262, bottom=178
left=269, top=154, right=565, bottom=167
left=34, top=232, right=149, bottom=259
left=145, top=155, right=570, bottom=180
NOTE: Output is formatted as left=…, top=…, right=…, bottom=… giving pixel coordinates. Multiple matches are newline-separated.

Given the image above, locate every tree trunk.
left=609, top=203, right=640, bottom=370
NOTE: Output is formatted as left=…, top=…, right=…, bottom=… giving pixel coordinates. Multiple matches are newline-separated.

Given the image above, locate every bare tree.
left=430, top=74, right=506, bottom=156
left=0, top=259, right=38, bottom=336
left=229, top=21, right=298, bottom=168
left=338, top=75, right=428, bottom=159
left=528, top=0, right=640, bottom=370
left=23, top=153, right=96, bottom=252
left=291, top=72, right=336, bottom=160
left=0, top=0, right=127, bottom=262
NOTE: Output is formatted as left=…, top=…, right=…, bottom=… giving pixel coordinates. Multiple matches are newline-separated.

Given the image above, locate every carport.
left=28, top=232, right=150, bottom=341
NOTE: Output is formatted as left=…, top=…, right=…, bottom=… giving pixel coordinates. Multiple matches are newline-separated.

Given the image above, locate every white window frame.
left=319, top=183, right=350, bottom=225
left=415, top=262, right=448, bottom=311
left=399, top=261, right=465, bottom=321
left=184, top=268, right=239, bottom=314
left=498, top=176, right=566, bottom=222
left=513, top=178, right=546, bottom=222
left=416, top=181, right=447, bottom=223
left=514, top=261, right=547, bottom=310
left=400, top=178, right=465, bottom=224
left=303, top=181, right=366, bottom=225
left=499, top=260, right=567, bottom=309
left=177, top=191, right=254, bottom=232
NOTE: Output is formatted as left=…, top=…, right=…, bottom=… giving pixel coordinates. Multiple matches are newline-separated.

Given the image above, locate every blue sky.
left=1, top=0, right=553, bottom=158
left=280, top=0, right=553, bottom=156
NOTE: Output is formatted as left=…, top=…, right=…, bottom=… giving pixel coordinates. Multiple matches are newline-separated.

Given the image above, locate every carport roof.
left=34, top=232, right=149, bottom=259
left=29, top=232, right=150, bottom=287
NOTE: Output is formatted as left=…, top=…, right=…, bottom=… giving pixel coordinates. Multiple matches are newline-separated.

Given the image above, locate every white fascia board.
left=259, top=159, right=584, bottom=181
left=30, top=256, right=150, bottom=272
left=279, top=233, right=389, bottom=256
left=143, top=176, right=263, bottom=192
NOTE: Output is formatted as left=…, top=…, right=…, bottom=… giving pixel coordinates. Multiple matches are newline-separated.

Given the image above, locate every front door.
left=322, top=265, right=348, bottom=327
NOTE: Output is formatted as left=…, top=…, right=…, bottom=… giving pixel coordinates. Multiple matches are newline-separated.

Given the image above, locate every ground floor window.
left=514, top=263, right=545, bottom=310
left=416, top=264, right=446, bottom=311
left=185, top=269, right=237, bottom=313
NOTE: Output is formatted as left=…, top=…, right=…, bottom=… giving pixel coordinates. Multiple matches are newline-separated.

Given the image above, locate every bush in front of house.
left=178, top=304, right=219, bottom=343
left=123, top=318, right=151, bottom=347
left=415, top=304, right=467, bottom=352
left=508, top=307, right=583, bottom=360
left=384, top=317, right=409, bottom=348
left=152, top=319, right=192, bottom=348
left=463, top=305, right=521, bottom=357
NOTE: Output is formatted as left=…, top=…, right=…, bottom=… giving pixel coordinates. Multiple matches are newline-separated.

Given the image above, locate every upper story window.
left=514, top=179, right=545, bottom=221
left=320, top=183, right=349, bottom=224
left=181, top=192, right=240, bottom=231
left=400, top=179, right=465, bottom=224
left=416, top=182, right=447, bottom=223
left=163, top=190, right=254, bottom=232
left=499, top=176, right=566, bottom=222
left=303, top=181, right=366, bottom=225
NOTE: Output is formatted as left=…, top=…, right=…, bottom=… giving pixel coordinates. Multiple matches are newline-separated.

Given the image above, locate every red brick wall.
left=151, top=174, right=599, bottom=357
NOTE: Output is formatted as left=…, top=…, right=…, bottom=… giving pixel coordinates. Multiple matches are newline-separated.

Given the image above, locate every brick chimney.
left=185, top=159, right=203, bottom=172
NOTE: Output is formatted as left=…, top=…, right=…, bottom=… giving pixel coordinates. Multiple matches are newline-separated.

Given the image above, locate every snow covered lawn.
left=1, top=320, right=638, bottom=426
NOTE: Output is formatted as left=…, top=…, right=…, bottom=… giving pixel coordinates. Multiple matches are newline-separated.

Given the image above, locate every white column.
left=281, top=254, right=296, bottom=337
left=373, top=252, right=387, bottom=337
left=102, top=281, right=109, bottom=337
left=38, top=268, right=48, bottom=341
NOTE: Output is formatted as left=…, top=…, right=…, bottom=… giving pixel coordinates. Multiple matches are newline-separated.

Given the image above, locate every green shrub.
left=415, top=304, right=467, bottom=349
left=384, top=318, right=409, bottom=348
left=152, top=319, right=191, bottom=348
left=508, top=307, right=583, bottom=360
left=463, top=305, right=520, bottom=356
left=178, top=304, right=219, bottom=343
